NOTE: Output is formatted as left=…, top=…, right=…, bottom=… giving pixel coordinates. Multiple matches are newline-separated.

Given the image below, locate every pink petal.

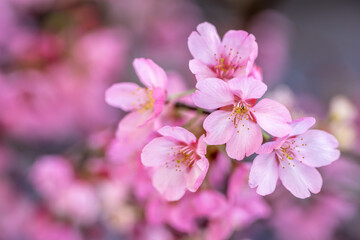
left=152, top=166, right=187, bottom=201
left=222, top=30, right=258, bottom=70
left=105, top=82, right=145, bottom=111
left=196, top=22, right=221, bottom=54
left=167, top=198, right=195, bottom=233
left=225, top=118, right=263, bottom=160
left=146, top=197, right=167, bottom=224
left=206, top=214, right=234, bottom=240
left=133, top=58, right=167, bottom=88
left=228, top=76, right=267, bottom=101
left=249, top=64, right=263, bottom=81
left=106, top=139, right=134, bottom=164
left=192, top=78, right=234, bottom=110
left=222, top=30, right=256, bottom=56
left=166, top=72, right=187, bottom=96
left=150, top=87, right=166, bottom=121
left=203, top=110, right=234, bottom=145
left=279, top=160, right=323, bottom=199
left=256, top=136, right=287, bottom=154
left=116, top=110, right=155, bottom=141
left=196, top=134, right=207, bottom=156
left=188, top=23, right=220, bottom=65
left=134, top=89, right=166, bottom=128
left=249, top=152, right=278, bottom=196
left=194, top=190, right=228, bottom=217
left=252, top=98, right=292, bottom=137
left=228, top=163, right=251, bottom=200
left=189, top=59, right=217, bottom=81
left=295, top=130, right=340, bottom=167
left=208, top=152, right=231, bottom=188
left=229, top=164, right=271, bottom=225
left=289, top=117, right=316, bottom=137
left=188, top=32, right=213, bottom=66
left=186, top=157, right=209, bottom=192
left=141, top=137, right=179, bottom=167
left=158, top=126, right=196, bottom=145
left=243, top=60, right=256, bottom=78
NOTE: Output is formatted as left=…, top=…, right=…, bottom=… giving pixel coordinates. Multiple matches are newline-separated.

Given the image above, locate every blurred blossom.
left=228, top=164, right=271, bottom=225
left=26, top=211, right=83, bottom=240
left=329, top=95, right=358, bottom=122
left=145, top=190, right=228, bottom=235
left=265, top=85, right=327, bottom=121
left=52, top=181, right=100, bottom=225
left=30, top=155, right=74, bottom=199
left=86, top=129, right=113, bottom=150
left=107, top=123, right=156, bottom=164
left=205, top=164, right=270, bottom=240
left=136, top=225, right=174, bottom=240
left=0, top=0, right=17, bottom=47
left=328, top=95, right=358, bottom=150
left=270, top=158, right=359, bottom=240
left=0, top=180, right=34, bottom=239
left=72, top=28, right=128, bottom=80
left=0, top=70, right=76, bottom=139
left=208, top=151, right=231, bottom=189
left=264, top=85, right=296, bottom=110
left=0, top=4, right=128, bottom=140
left=8, top=31, right=64, bottom=66
left=97, top=180, right=139, bottom=232
left=272, top=192, right=355, bottom=240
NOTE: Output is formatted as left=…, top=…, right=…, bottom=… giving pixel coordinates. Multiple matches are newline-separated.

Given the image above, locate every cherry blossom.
left=51, top=181, right=100, bottom=226
left=188, top=22, right=260, bottom=81
left=141, top=126, right=208, bottom=201
left=249, top=117, right=340, bottom=198
left=105, top=58, right=168, bottom=128
left=193, top=76, right=291, bottom=160
left=0, top=5, right=350, bottom=238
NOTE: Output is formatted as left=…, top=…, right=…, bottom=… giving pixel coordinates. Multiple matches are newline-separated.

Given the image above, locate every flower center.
left=132, top=88, right=155, bottom=113
left=165, top=145, right=199, bottom=172
left=229, top=102, right=253, bottom=129
left=276, top=138, right=307, bottom=168
left=213, top=47, right=242, bottom=80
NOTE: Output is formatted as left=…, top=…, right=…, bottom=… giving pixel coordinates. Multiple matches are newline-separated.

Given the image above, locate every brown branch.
left=174, top=102, right=211, bottom=115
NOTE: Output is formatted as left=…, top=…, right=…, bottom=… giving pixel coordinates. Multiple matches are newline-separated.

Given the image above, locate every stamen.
left=212, top=49, right=243, bottom=79
left=164, top=145, right=200, bottom=171
left=277, top=137, right=308, bottom=168
left=131, top=88, right=155, bottom=113
left=229, top=102, right=253, bottom=130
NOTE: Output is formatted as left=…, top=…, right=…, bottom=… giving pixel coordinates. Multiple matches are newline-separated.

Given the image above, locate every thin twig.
left=174, top=102, right=211, bottom=115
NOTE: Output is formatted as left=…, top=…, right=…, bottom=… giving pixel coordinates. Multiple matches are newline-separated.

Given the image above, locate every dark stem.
left=174, top=102, right=211, bottom=115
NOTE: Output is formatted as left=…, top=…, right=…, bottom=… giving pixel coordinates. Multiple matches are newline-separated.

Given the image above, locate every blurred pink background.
left=0, top=0, right=359, bottom=239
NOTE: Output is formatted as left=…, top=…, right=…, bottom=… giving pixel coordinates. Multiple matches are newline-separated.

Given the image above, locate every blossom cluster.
left=0, top=1, right=357, bottom=238
left=106, top=22, right=340, bottom=202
